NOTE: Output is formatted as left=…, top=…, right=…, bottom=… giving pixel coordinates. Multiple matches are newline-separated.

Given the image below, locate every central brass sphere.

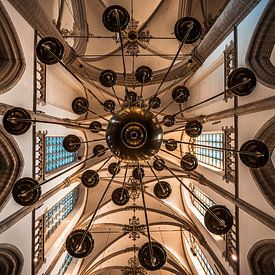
left=106, top=107, right=163, bottom=163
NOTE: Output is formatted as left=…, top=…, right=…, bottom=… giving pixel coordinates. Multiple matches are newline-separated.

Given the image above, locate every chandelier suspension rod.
left=155, top=93, right=184, bottom=117
left=139, top=74, right=146, bottom=100
left=120, top=164, right=129, bottom=199
left=78, top=53, right=188, bottom=57
left=155, top=156, right=226, bottom=227
left=71, top=138, right=106, bottom=145
left=96, top=156, right=113, bottom=174
left=76, top=161, right=121, bottom=250
left=160, top=149, right=194, bottom=166
left=148, top=22, right=194, bottom=111
left=173, top=79, right=251, bottom=117
left=7, top=117, right=93, bottom=131
left=80, top=65, right=124, bottom=105
left=115, top=9, right=128, bottom=98
left=41, top=45, right=112, bottom=113
left=87, top=108, right=109, bottom=122
left=63, top=34, right=179, bottom=40
left=164, top=140, right=266, bottom=157
left=111, top=87, right=122, bottom=106
left=138, top=162, right=155, bottom=267
left=147, top=161, right=166, bottom=193
left=19, top=148, right=109, bottom=196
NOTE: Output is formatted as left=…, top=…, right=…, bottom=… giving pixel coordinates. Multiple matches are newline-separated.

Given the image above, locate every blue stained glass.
left=45, top=136, right=79, bottom=173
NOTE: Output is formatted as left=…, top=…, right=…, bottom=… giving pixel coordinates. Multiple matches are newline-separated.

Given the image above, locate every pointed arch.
left=0, top=1, right=26, bottom=93
left=0, top=124, right=24, bottom=211
left=0, top=243, right=24, bottom=275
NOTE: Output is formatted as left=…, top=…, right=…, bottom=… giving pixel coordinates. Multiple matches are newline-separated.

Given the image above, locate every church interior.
left=0, top=0, right=274, bottom=274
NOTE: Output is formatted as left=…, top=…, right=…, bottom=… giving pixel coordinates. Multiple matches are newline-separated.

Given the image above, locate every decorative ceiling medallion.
left=113, top=18, right=151, bottom=56
left=123, top=215, right=145, bottom=241
left=122, top=256, right=147, bottom=275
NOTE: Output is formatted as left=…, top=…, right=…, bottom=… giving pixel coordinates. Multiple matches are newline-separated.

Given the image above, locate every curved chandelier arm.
left=172, top=78, right=251, bottom=117
left=19, top=148, right=109, bottom=196
left=154, top=156, right=226, bottom=227
left=70, top=138, right=105, bottom=145
left=87, top=108, right=110, bottom=122
left=120, top=163, right=128, bottom=199
left=155, top=92, right=184, bottom=117
left=77, top=160, right=121, bottom=250
left=7, top=116, right=93, bottom=131
left=114, top=9, right=128, bottom=97
left=163, top=139, right=266, bottom=157
left=111, top=86, right=122, bottom=106
left=148, top=22, right=194, bottom=111
left=138, top=162, right=155, bottom=267
left=146, top=161, right=166, bottom=193
left=139, top=74, right=146, bottom=102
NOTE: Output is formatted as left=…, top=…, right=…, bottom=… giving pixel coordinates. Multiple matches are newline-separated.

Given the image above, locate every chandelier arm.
left=148, top=22, right=194, bottom=111
left=138, top=162, right=155, bottom=267
left=77, top=161, right=121, bottom=250
left=87, top=109, right=110, bottom=122
left=7, top=117, right=91, bottom=130
left=96, top=156, right=113, bottom=173
left=155, top=93, right=183, bottom=117
left=154, top=156, right=226, bottom=227
left=173, top=79, right=251, bottom=117
left=146, top=161, right=166, bottom=193
left=111, top=86, right=122, bottom=106
left=115, top=9, right=128, bottom=99
left=120, top=163, right=129, bottom=199
left=139, top=74, right=145, bottom=102
left=19, top=148, right=109, bottom=196
left=71, top=138, right=106, bottom=145
left=164, top=139, right=265, bottom=157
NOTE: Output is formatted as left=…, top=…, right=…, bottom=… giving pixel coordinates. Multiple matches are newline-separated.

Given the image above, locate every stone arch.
left=0, top=125, right=24, bottom=211
left=248, top=239, right=275, bottom=275
left=0, top=243, right=24, bottom=275
left=246, top=0, right=275, bottom=88
left=250, top=116, right=275, bottom=208
left=0, top=1, right=26, bottom=93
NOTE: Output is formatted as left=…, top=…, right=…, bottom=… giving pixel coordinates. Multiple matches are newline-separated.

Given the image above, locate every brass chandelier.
left=2, top=4, right=270, bottom=272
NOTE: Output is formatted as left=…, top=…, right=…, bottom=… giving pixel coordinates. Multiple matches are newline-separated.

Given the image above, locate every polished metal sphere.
left=106, top=107, right=163, bottom=163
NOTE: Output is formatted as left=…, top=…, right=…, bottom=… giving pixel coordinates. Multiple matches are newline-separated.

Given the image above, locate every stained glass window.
left=194, top=132, right=224, bottom=170
left=45, top=186, right=79, bottom=240
left=57, top=253, right=73, bottom=275
left=45, top=136, right=79, bottom=173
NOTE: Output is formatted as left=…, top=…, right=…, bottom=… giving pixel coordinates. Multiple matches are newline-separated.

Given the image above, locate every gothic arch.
left=246, top=0, right=275, bottom=88
left=0, top=1, right=26, bottom=93
left=248, top=239, right=275, bottom=275
left=0, top=124, right=24, bottom=211
left=250, top=116, right=275, bottom=208
left=0, top=243, right=24, bottom=275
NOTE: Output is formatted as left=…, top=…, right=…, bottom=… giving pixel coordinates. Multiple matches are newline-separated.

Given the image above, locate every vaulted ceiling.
left=49, top=1, right=229, bottom=274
